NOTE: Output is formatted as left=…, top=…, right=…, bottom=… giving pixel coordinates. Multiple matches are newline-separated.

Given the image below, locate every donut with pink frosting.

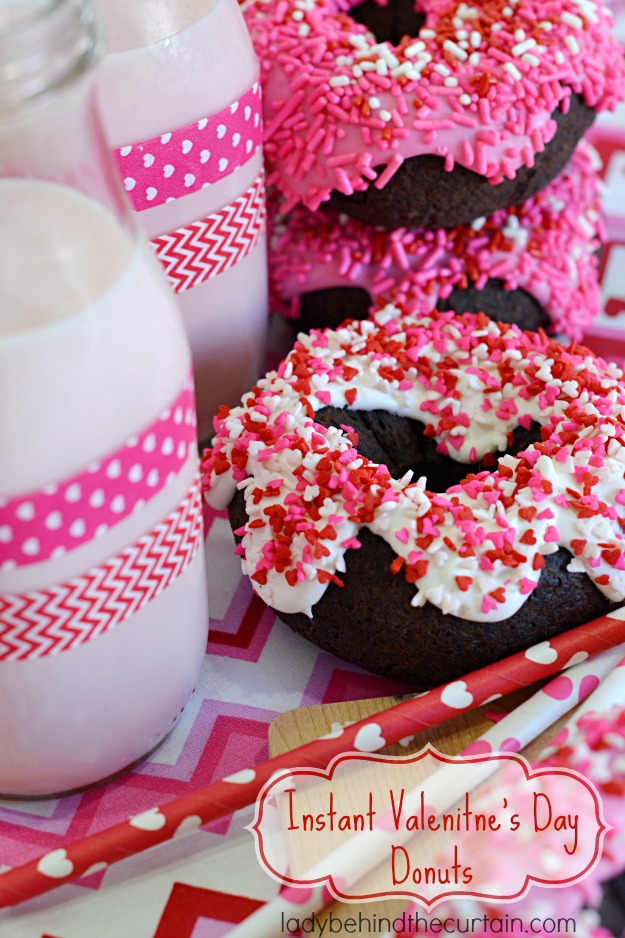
left=201, top=306, right=625, bottom=685
left=245, top=0, right=625, bottom=228
left=269, top=141, right=605, bottom=341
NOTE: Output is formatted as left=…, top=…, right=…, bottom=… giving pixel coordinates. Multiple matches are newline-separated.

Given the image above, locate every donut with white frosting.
left=269, top=141, right=605, bottom=341
left=245, top=0, right=625, bottom=228
left=201, top=307, right=625, bottom=684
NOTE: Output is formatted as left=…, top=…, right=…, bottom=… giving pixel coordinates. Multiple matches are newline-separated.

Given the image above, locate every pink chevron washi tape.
left=113, top=81, right=263, bottom=212
left=0, top=376, right=197, bottom=570
left=151, top=170, right=266, bottom=293
left=0, top=475, right=203, bottom=661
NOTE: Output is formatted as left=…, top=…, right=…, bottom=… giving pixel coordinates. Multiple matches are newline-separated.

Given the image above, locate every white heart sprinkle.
left=353, top=723, right=386, bottom=752
left=174, top=816, right=202, bottom=837
left=37, top=849, right=74, bottom=878
left=217, top=124, right=226, bottom=138
left=232, top=132, right=241, bottom=147
left=143, top=153, right=155, bottom=167
left=254, top=114, right=260, bottom=127
left=65, top=483, right=81, bottom=502
left=200, top=149, right=210, bottom=163
left=161, top=133, right=171, bottom=144
left=147, top=469, right=159, bottom=488
left=128, top=464, right=143, bottom=483
left=69, top=519, right=86, bottom=538
left=45, top=511, right=62, bottom=530
left=129, top=808, right=166, bottom=831
left=525, top=641, right=558, bottom=665
left=184, top=173, right=195, bottom=187
left=163, top=164, right=175, bottom=178
left=146, top=187, right=158, bottom=201
left=0, top=526, right=12, bottom=543
left=246, top=139, right=253, bottom=154
left=223, top=768, right=256, bottom=784
left=182, top=139, right=193, bottom=154
left=218, top=158, right=228, bottom=173
left=230, top=101, right=239, bottom=114
left=90, top=489, right=105, bottom=509
left=197, top=117, right=208, bottom=130
left=21, top=537, right=40, bottom=556
left=143, top=433, right=156, bottom=452
left=111, top=495, right=125, bottom=514
left=161, top=437, right=174, bottom=456
left=124, top=177, right=136, bottom=191
left=120, top=145, right=132, bottom=156
left=244, top=106, right=251, bottom=120
left=16, top=502, right=35, bottom=521
left=440, top=681, right=473, bottom=710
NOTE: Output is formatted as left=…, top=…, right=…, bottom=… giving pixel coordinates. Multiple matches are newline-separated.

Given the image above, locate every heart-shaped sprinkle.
left=37, top=849, right=74, bottom=878
left=143, top=153, right=155, bottom=167
left=219, top=158, right=228, bottom=173
left=200, top=150, right=210, bottom=163
left=197, top=117, right=208, bottom=130
left=184, top=173, right=195, bottom=187
left=146, top=187, right=158, bottom=201
left=230, top=100, right=239, bottom=114
left=163, top=164, right=174, bottom=178
left=120, top=145, right=132, bottom=156
left=129, top=807, right=166, bottom=831
left=232, top=132, right=241, bottom=147
left=244, top=106, right=251, bottom=120
left=217, top=124, right=226, bottom=139
left=182, top=139, right=193, bottom=154
left=353, top=723, right=385, bottom=752
left=161, top=133, right=171, bottom=144
left=124, top=177, right=136, bottom=191
left=440, top=681, right=473, bottom=709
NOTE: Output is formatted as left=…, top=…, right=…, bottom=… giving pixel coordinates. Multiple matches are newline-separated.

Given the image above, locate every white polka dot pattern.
left=0, top=376, right=196, bottom=570
left=113, top=82, right=263, bottom=212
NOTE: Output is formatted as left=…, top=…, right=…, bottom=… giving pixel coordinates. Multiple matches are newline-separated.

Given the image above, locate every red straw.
left=1, top=609, right=624, bottom=909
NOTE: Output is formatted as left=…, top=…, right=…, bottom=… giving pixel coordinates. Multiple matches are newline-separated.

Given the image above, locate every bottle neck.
left=0, top=0, right=100, bottom=112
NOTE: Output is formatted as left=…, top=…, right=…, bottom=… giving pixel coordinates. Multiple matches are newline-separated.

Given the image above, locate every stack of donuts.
left=202, top=0, right=625, bottom=685
left=243, top=0, right=625, bottom=339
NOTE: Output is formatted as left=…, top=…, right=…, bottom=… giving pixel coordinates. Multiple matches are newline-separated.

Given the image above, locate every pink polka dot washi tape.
left=114, top=82, right=263, bottom=212
left=0, top=376, right=197, bottom=570
left=0, top=475, right=203, bottom=661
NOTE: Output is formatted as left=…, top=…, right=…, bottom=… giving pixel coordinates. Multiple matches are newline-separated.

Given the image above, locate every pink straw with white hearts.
left=228, top=642, right=625, bottom=938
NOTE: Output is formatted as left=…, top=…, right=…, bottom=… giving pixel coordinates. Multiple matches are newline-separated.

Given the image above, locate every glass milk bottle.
left=0, top=0, right=209, bottom=796
left=93, top=0, right=269, bottom=442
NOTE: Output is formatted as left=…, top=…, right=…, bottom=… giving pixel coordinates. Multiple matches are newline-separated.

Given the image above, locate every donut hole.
left=349, top=0, right=426, bottom=46
left=312, top=406, right=544, bottom=490
left=296, top=282, right=550, bottom=334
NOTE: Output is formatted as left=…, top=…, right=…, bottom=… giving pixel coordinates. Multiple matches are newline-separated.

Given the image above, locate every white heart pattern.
left=223, top=768, right=256, bottom=784
left=200, top=150, right=210, bottom=163
left=353, top=723, right=386, bottom=752
left=525, top=641, right=558, bottom=665
left=37, top=848, right=74, bottom=878
left=440, top=680, right=473, bottom=709
left=184, top=173, right=196, bottom=188
left=174, top=815, right=203, bottom=837
left=80, top=861, right=108, bottom=878
left=182, top=139, right=193, bottom=154
left=146, top=187, right=158, bottom=201
left=219, top=158, right=228, bottom=173
left=163, top=164, right=174, bottom=178
left=129, top=807, right=167, bottom=831
left=143, top=153, right=155, bottom=167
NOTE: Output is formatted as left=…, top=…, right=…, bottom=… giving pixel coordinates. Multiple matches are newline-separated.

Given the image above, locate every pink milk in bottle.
left=0, top=0, right=209, bottom=796
left=94, top=0, right=269, bottom=441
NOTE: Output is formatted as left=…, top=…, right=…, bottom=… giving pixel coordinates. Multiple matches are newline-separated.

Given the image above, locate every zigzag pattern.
left=0, top=477, right=203, bottom=662
left=151, top=171, right=266, bottom=293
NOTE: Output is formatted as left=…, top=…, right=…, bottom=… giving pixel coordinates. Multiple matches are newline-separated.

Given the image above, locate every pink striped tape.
left=0, top=475, right=203, bottom=661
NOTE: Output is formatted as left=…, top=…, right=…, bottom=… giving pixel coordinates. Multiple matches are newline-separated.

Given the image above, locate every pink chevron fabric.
left=0, top=476, right=203, bottom=660
left=151, top=171, right=266, bottom=293
left=1, top=58, right=625, bottom=936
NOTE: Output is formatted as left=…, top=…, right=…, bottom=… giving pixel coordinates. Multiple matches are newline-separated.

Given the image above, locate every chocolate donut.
left=245, top=0, right=625, bottom=228
left=269, top=141, right=604, bottom=340
left=201, top=308, right=625, bottom=685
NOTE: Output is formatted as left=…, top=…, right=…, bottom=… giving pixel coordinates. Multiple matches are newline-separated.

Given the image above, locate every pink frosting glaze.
left=244, top=0, right=625, bottom=211
left=201, top=307, right=625, bottom=623
left=268, top=140, right=605, bottom=341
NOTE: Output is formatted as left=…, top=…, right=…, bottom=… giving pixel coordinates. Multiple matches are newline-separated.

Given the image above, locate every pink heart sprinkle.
left=542, top=676, right=574, bottom=700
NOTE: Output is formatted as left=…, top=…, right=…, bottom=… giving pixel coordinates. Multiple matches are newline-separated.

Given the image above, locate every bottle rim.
left=0, top=0, right=101, bottom=109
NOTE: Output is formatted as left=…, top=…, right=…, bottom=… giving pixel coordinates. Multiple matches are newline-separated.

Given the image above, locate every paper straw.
left=227, top=643, right=625, bottom=938
left=0, top=608, right=623, bottom=910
